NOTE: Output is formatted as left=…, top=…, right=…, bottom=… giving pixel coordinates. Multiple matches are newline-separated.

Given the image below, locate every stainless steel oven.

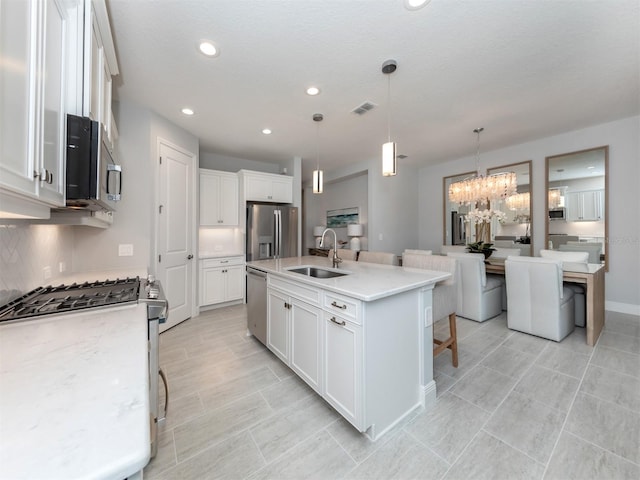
left=0, top=275, right=168, bottom=459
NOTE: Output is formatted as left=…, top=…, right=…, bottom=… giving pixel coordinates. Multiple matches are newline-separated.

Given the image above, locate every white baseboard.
left=605, top=301, right=640, bottom=316
left=421, top=380, right=437, bottom=407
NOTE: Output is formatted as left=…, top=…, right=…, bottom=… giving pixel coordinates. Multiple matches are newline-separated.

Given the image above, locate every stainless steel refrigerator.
left=246, top=203, right=298, bottom=261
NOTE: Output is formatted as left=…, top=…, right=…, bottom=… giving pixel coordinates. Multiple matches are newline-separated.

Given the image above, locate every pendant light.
left=448, top=128, right=518, bottom=206
left=382, top=59, right=398, bottom=176
left=312, top=113, right=323, bottom=194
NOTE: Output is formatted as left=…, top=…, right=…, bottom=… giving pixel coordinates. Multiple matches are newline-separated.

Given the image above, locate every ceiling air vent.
left=351, top=101, right=377, bottom=115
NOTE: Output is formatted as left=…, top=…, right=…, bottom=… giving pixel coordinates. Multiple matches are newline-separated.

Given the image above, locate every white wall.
left=418, top=116, right=640, bottom=312
left=72, top=100, right=199, bottom=274
left=303, top=172, right=368, bottom=251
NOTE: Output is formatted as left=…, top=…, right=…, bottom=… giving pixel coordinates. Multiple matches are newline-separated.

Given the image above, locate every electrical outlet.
left=58, top=261, right=66, bottom=273
left=43, top=266, right=52, bottom=280
left=118, top=244, right=134, bottom=256
left=424, top=306, right=433, bottom=327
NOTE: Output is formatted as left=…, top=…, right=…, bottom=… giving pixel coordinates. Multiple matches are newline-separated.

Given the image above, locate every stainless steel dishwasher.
left=246, top=266, right=268, bottom=345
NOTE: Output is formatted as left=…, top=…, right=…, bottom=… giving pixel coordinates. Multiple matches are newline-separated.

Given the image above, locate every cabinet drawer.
left=201, top=256, right=244, bottom=268
left=323, top=293, right=360, bottom=323
left=269, top=276, right=321, bottom=306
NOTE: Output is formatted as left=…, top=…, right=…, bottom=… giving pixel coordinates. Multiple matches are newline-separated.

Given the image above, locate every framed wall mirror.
left=443, top=171, right=476, bottom=246
left=545, top=146, right=608, bottom=270
left=486, top=160, right=533, bottom=256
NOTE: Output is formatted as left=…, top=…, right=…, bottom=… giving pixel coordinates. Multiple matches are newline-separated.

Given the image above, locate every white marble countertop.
left=247, top=256, right=450, bottom=301
left=199, top=252, right=245, bottom=259
left=0, top=303, right=150, bottom=480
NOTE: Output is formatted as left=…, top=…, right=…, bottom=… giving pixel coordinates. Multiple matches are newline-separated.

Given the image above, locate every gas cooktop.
left=0, top=277, right=141, bottom=323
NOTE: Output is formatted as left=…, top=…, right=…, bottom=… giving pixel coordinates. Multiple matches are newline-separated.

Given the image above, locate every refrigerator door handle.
left=274, top=209, right=280, bottom=258
left=276, top=209, right=282, bottom=257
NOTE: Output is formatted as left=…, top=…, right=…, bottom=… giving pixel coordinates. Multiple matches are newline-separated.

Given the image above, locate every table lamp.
left=347, top=224, right=364, bottom=252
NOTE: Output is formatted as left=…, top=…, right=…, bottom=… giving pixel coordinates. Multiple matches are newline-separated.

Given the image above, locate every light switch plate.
left=118, top=244, right=134, bottom=256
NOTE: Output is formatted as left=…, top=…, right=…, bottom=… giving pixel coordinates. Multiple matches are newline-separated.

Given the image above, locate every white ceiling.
left=107, top=0, right=639, bottom=179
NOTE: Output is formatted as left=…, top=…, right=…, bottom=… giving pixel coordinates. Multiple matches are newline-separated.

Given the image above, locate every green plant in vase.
left=466, top=241, right=495, bottom=259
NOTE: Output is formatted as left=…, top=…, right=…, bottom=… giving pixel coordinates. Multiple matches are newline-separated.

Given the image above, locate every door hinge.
left=158, top=254, right=161, bottom=263
left=159, top=205, right=163, bottom=214
left=159, top=156, right=162, bottom=164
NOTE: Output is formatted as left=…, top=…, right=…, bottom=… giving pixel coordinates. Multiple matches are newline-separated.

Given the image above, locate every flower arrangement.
left=464, top=208, right=507, bottom=250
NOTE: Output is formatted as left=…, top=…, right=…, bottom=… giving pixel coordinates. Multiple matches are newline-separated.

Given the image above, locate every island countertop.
left=247, top=255, right=450, bottom=301
left=0, top=303, right=150, bottom=480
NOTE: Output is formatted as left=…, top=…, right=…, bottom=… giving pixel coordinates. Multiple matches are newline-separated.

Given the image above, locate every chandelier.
left=548, top=188, right=563, bottom=209
left=506, top=192, right=530, bottom=211
left=448, top=128, right=517, bottom=206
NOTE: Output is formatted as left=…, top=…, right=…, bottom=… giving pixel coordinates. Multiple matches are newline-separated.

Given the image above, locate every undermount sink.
left=287, top=266, right=349, bottom=279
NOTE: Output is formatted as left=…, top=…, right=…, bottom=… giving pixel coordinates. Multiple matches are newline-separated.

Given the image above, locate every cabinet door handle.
left=330, top=316, right=346, bottom=326
left=331, top=301, right=347, bottom=310
left=187, top=254, right=194, bottom=260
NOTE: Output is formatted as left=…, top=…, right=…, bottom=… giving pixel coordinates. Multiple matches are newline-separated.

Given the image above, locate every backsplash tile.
left=0, top=224, right=74, bottom=305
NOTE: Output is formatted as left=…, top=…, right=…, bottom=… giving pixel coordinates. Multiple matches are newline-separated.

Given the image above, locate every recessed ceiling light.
left=198, top=40, right=219, bottom=57
left=306, top=86, right=320, bottom=96
left=181, top=108, right=194, bottom=116
left=262, top=128, right=272, bottom=135
left=404, top=0, right=431, bottom=11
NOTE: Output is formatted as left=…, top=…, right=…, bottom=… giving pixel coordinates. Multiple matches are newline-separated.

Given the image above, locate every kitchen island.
left=0, top=303, right=150, bottom=480
left=247, top=256, right=450, bottom=440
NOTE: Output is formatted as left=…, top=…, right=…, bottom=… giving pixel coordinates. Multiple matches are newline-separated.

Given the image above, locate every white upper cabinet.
left=0, top=0, right=68, bottom=216
left=566, top=190, right=604, bottom=222
left=239, top=170, right=293, bottom=203
left=199, top=169, right=239, bottom=226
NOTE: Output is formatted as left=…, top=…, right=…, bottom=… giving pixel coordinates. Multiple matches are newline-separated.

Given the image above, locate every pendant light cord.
left=474, top=127, right=484, bottom=177
left=387, top=74, right=392, bottom=143
left=316, top=120, right=320, bottom=171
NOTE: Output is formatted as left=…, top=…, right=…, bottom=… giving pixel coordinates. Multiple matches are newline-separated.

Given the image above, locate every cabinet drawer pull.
left=331, top=301, right=347, bottom=310
left=330, top=316, right=346, bottom=326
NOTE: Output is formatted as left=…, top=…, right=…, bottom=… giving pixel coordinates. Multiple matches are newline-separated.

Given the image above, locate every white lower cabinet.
left=267, top=283, right=322, bottom=393
left=199, top=256, right=244, bottom=307
left=323, top=312, right=362, bottom=427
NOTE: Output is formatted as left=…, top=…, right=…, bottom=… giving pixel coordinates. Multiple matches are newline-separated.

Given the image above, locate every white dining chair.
left=505, top=256, right=575, bottom=342
left=560, top=242, right=602, bottom=264
left=358, top=251, right=399, bottom=265
left=403, top=249, right=433, bottom=255
left=446, top=252, right=503, bottom=322
left=440, top=245, right=467, bottom=255
left=403, top=253, right=458, bottom=367
left=328, top=248, right=357, bottom=261
left=540, top=249, right=588, bottom=327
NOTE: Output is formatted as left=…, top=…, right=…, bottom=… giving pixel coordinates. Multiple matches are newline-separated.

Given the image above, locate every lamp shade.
left=347, top=224, right=364, bottom=236
left=313, top=226, right=325, bottom=237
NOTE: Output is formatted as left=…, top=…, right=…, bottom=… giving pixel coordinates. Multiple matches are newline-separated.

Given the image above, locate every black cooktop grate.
left=0, top=277, right=140, bottom=322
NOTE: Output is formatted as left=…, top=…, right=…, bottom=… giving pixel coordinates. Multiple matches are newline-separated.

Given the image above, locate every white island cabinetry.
left=253, top=256, right=449, bottom=440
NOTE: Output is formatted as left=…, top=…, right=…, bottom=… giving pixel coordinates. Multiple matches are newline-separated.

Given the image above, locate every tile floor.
left=145, top=307, right=640, bottom=480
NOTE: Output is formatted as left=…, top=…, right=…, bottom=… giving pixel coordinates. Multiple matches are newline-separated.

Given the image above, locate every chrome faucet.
left=320, top=228, right=342, bottom=268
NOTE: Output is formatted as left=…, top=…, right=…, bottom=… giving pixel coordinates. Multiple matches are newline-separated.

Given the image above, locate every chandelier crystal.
left=448, top=128, right=517, bottom=206
left=505, top=192, right=530, bottom=211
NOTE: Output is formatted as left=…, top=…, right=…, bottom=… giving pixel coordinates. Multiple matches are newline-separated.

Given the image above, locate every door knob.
left=187, top=254, right=194, bottom=260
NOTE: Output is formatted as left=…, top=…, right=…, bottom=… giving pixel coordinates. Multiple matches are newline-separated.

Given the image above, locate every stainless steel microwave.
left=548, top=207, right=566, bottom=221
left=65, top=114, right=121, bottom=211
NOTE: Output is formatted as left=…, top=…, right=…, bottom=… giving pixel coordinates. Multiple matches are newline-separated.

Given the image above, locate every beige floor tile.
left=544, top=431, right=640, bottom=480
left=346, top=430, right=449, bottom=480
left=434, top=370, right=456, bottom=397
left=250, top=394, right=339, bottom=463
left=449, top=365, right=517, bottom=412
left=161, top=391, right=204, bottom=430
left=484, top=391, right=566, bottom=464
left=591, top=345, right=640, bottom=379
left=457, top=330, right=505, bottom=357
left=173, top=392, right=274, bottom=462
left=199, top=365, right=280, bottom=411
left=554, top=327, right=594, bottom=356
left=565, top=393, right=640, bottom=464
left=404, top=392, right=489, bottom=463
left=259, top=374, right=315, bottom=412
left=434, top=347, right=483, bottom=380
left=596, top=330, right=640, bottom=356
left=444, top=430, right=544, bottom=480
left=501, top=331, right=549, bottom=356
left=143, top=430, right=176, bottom=479
left=155, top=431, right=265, bottom=480
left=480, top=345, right=536, bottom=379
left=514, top=365, right=580, bottom=413
left=248, top=430, right=356, bottom=479
left=535, top=343, right=591, bottom=379
left=580, top=365, right=640, bottom=413
left=604, top=311, right=640, bottom=338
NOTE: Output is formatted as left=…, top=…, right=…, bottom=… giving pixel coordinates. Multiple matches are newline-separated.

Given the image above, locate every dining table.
left=484, top=258, right=606, bottom=346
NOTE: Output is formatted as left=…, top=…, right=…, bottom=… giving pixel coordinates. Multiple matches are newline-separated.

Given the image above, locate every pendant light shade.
left=312, top=113, right=323, bottom=194
left=382, top=142, right=396, bottom=176
left=382, top=60, right=398, bottom=176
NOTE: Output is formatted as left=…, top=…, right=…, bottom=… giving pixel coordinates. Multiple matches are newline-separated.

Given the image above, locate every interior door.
left=157, top=141, right=195, bottom=332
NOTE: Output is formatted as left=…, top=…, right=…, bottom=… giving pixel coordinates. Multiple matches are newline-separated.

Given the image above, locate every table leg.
left=586, top=267, right=606, bottom=346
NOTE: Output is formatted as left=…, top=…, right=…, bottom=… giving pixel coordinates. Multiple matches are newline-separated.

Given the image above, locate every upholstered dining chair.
left=559, top=242, right=602, bottom=264
left=491, top=248, right=521, bottom=259
left=446, top=252, right=503, bottom=322
left=440, top=245, right=467, bottom=255
left=403, top=249, right=433, bottom=256
left=358, top=251, right=399, bottom=265
left=505, top=256, right=575, bottom=342
left=539, top=249, right=588, bottom=327
left=403, top=252, right=458, bottom=367
left=492, top=240, right=516, bottom=248
left=328, top=248, right=357, bottom=261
